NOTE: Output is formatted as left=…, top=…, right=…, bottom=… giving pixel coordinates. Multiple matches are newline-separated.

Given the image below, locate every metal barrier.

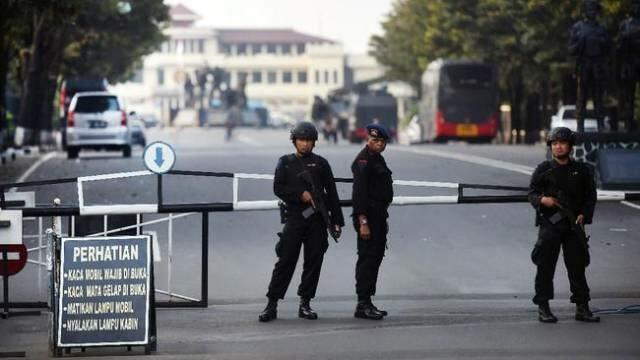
left=2, top=169, right=639, bottom=310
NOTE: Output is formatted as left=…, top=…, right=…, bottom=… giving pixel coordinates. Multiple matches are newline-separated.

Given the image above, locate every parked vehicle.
left=550, top=105, right=599, bottom=133
left=59, top=77, right=109, bottom=148
left=65, top=92, right=132, bottom=159
left=417, top=59, right=499, bottom=143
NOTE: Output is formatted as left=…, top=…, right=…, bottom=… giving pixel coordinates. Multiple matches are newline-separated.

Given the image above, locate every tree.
left=3, top=0, right=169, bottom=146
left=370, top=0, right=633, bottom=142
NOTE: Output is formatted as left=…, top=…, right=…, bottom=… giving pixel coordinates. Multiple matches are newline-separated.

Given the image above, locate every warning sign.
left=57, top=236, right=151, bottom=347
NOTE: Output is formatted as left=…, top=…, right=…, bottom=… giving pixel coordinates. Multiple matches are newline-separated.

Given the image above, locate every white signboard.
left=0, top=210, right=22, bottom=245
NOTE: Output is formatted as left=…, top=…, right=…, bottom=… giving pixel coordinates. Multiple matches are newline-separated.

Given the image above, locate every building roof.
left=170, top=4, right=201, bottom=23
left=216, top=29, right=335, bottom=44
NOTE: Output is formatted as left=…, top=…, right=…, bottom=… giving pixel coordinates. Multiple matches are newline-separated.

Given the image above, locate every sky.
left=165, top=0, right=395, bottom=54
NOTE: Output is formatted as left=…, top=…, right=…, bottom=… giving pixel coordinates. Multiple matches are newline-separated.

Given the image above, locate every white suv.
left=65, top=92, right=132, bottom=159
left=550, top=105, right=600, bottom=133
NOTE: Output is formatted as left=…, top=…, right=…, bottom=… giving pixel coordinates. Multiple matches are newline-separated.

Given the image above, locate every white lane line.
left=392, top=146, right=535, bottom=176
left=10, top=151, right=60, bottom=191
left=393, top=145, right=640, bottom=212
left=621, top=201, right=640, bottom=210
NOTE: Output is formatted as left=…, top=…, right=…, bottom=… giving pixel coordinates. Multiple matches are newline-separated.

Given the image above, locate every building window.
left=198, top=39, right=205, bottom=53
left=221, top=43, right=231, bottom=54
left=237, top=43, right=247, bottom=55
left=267, top=44, right=277, bottom=54
left=281, top=44, right=291, bottom=54
left=251, top=44, right=262, bottom=55
left=315, top=70, right=320, bottom=84
left=161, top=41, right=169, bottom=53
left=267, top=71, right=277, bottom=84
left=296, top=43, right=305, bottom=54
left=298, top=71, right=307, bottom=84
left=333, top=70, right=338, bottom=84
left=252, top=71, right=262, bottom=83
left=324, top=70, right=329, bottom=84
left=157, top=68, right=164, bottom=85
left=283, top=71, right=293, bottom=83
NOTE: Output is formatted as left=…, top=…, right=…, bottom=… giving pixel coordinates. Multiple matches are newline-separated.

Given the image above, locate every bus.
left=417, top=59, right=499, bottom=143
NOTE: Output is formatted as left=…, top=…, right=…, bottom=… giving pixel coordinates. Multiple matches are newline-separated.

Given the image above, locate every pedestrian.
left=259, top=122, right=344, bottom=322
left=351, top=124, right=393, bottom=320
left=528, top=127, right=600, bottom=323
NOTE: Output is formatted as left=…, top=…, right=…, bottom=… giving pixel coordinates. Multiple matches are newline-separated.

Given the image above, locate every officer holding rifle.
left=259, top=122, right=344, bottom=322
left=528, top=127, right=600, bottom=323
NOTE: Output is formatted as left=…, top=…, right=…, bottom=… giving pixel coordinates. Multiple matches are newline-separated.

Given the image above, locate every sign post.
left=54, top=235, right=155, bottom=354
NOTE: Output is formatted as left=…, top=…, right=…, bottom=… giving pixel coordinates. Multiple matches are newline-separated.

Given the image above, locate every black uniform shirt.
left=351, top=146, right=393, bottom=216
left=273, top=152, right=345, bottom=226
left=528, top=159, right=597, bottom=225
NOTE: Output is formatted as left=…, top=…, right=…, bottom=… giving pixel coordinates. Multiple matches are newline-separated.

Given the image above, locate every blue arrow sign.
left=154, top=147, right=164, bottom=167
left=143, top=141, right=175, bottom=174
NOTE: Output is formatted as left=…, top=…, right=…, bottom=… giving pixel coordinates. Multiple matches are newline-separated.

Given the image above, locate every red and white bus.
left=417, top=59, right=499, bottom=143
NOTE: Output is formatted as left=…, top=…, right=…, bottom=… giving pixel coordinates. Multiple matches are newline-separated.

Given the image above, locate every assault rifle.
left=539, top=167, right=591, bottom=266
left=555, top=190, right=591, bottom=266
left=298, top=170, right=341, bottom=242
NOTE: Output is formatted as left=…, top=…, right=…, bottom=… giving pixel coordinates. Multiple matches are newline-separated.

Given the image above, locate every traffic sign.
left=0, top=245, right=27, bottom=276
left=143, top=141, right=176, bottom=174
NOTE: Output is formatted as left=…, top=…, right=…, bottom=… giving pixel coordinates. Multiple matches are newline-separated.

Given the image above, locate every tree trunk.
left=17, top=12, right=47, bottom=145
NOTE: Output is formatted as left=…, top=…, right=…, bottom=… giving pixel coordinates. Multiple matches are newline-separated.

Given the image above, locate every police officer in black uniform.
left=259, top=122, right=344, bottom=322
left=528, top=127, right=599, bottom=323
left=351, top=124, right=393, bottom=320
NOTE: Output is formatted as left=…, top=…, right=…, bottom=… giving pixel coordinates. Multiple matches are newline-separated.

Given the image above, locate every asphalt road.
left=2, top=126, right=639, bottom=359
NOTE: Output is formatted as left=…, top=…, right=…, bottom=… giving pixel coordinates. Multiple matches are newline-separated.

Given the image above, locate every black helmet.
left=290, top=122, right=318, bottom=141
left=546, top=127, right=575, bottom=146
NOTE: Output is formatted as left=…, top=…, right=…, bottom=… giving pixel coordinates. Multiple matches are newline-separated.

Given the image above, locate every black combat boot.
left=575, top=303, right=600, bottom=323
left=370, top=302, right=388, bottom=317
left=538, top=302, right=558, bottom=323
left=355, top=299, right=384, bottom=320
left=258, top=298, right=278, bottom=322
left=298, top=297, right=318, bottom=320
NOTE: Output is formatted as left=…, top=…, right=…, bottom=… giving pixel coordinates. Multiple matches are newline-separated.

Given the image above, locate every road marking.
left=608, top=228, right=628, bottom=232
left=393, top=146, right=535, bottom=176
left=394, top=145, right=640, bottom=212
left=11, top=151, right=60, bottom=191
left=621, top=201, right=640, bottom=210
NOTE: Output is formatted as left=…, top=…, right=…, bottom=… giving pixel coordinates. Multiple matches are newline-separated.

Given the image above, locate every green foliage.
left=371, top=0, right=631, bottom=106
left=61, top=0, right=169, bottom=83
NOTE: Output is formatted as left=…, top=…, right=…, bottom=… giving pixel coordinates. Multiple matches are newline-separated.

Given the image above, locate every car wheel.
left=67, top=147, right=79, bottom=159
left=123, top=145, right=132, bottom=158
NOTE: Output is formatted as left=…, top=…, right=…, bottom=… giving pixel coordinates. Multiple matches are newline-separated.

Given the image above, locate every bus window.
left=444, top=65, right=493, bottom=89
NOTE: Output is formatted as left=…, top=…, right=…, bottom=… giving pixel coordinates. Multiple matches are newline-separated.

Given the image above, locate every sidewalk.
left=1, top=297, right=639, bottom=359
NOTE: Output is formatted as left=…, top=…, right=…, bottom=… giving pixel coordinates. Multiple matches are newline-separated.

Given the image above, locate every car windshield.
left=75, top=96, right=120, bottom=113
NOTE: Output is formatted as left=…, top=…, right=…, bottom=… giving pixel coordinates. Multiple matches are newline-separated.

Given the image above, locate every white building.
left=112, top=4, right=349, bottom=124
